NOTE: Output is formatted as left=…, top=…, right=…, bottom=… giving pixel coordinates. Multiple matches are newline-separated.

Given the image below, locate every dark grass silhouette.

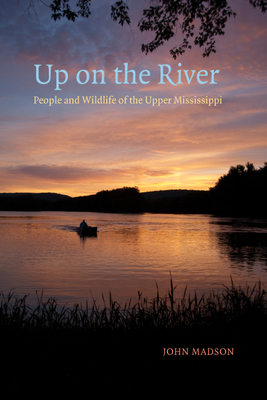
left=1, top=276, right=266, bottom=394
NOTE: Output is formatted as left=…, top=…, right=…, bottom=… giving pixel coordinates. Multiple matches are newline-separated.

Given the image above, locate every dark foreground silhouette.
left=1, top=278, right=266, bottom=394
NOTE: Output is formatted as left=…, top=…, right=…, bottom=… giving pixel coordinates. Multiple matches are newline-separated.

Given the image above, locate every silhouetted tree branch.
left=26, top=1, right=267, bottom=58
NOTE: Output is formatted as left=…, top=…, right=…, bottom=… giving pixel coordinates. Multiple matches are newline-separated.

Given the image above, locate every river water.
left=0, top=211, right=267, bottom=306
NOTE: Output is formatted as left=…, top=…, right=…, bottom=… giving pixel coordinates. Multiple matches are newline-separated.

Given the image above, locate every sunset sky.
left=1, top=0, right=267, bottom=197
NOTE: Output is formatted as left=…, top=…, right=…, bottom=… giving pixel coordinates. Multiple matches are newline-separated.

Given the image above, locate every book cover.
left=0, top=0, right=266, bottom=393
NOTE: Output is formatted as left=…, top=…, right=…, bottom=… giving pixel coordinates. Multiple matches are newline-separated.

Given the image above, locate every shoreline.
left=1, top=279, right=266, bottom=392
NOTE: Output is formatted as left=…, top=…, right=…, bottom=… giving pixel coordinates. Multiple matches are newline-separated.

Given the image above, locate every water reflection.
left=1, top=212, right=267, bottom=306
left=210, top=218, right=267, bottom=231
left=211, top=219, right=267, bottom=271
left=77, top=231, right=98, bottom=243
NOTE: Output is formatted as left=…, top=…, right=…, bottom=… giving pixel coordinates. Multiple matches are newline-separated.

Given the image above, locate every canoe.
left=77, top=226, right=97, bottom=237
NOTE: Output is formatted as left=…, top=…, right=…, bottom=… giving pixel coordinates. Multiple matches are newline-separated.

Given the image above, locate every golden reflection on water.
left=0, top=212, right=267, bottom=306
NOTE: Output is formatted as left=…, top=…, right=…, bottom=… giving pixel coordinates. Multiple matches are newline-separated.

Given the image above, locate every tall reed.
left=1, top=276, right=266, bottom=333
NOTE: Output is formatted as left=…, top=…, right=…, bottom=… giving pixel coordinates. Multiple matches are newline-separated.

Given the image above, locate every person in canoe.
left=78, top=220, right=97, bottom=237
left=80, top=219, right=88, bottom=228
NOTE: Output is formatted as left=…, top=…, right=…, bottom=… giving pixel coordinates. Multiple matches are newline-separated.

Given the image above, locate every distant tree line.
left=0, top=162, right=266, bottom=217
left=145, top=162, right=267, bottom=217
left=0, top=187, right=145, bottom=214
left=68, top=186, right=145, bottom=213
left=0, top=194, right=50, bottom=212
left=143, top=190, right=211, bottom=214
left=209, top=162, right=267, bottom=217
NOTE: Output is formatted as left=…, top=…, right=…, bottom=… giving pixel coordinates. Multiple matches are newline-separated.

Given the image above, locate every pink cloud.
left=0, top=0, right=267, bottom=195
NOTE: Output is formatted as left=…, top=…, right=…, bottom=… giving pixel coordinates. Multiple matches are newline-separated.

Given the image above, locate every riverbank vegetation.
left=0, top=162, right=266, bottom=217
left=1, top=278, right=267, bottom=393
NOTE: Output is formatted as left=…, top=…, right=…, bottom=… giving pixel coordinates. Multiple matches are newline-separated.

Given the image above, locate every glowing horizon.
left=1, top=1, right=267, bottom=198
